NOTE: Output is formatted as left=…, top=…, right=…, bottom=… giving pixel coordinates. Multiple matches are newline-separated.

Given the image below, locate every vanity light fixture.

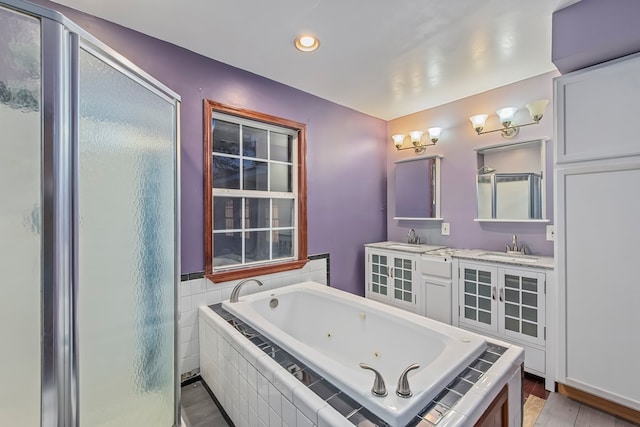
left=392, top=127, right=443, bottom=154
left=294, top=34, right=320, bottom=52
left=470, top=99, right=549, bottom=138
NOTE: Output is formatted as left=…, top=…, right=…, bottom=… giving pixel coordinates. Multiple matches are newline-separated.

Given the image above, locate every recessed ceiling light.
left=294, top=34, right=320, bottom=52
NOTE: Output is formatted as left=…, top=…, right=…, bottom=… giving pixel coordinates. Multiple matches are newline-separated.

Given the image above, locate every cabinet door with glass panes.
left=365, top=248, right=421, bottom=314
left=498, top=268, right=546, bottom=346
left=458, top=263, right=498, bottom=333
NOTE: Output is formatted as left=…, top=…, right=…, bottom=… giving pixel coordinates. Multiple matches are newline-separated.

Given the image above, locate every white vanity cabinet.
left=365, top=246, right=422, bottom=314
left=421, top=254, right=453, bottom=324
left=455, top=260, right=550, bottom=385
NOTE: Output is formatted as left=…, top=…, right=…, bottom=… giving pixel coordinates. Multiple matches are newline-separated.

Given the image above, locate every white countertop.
left=366, top=241, right=554, bottom=269
left=452, top=249, right=554, bottom=270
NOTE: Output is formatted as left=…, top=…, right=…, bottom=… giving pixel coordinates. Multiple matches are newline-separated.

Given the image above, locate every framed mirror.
left=394, top=155, right=442, bottom=220
left=475, top=139, right=547, bottom=221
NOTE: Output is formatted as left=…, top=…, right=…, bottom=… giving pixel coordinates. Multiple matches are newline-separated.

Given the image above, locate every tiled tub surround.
left=180, top=256, right=328, bottom=377
left=200, top=282, right=525, bottom=426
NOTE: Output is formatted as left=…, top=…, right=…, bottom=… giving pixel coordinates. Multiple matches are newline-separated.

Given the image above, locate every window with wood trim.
left=204, top=100, right=307, bottom=282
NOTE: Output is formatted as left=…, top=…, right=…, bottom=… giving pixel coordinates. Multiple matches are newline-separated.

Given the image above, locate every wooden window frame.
left=204, top=100, right=308, bottom=283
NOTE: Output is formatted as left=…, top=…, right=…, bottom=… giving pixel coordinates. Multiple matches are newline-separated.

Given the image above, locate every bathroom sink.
left=384, top=243, right=445, bottom=253
left=477, top=252, right=539, bottom=264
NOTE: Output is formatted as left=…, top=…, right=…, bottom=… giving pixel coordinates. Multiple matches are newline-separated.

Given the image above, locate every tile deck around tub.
left=209, top=304, right=509, bottom=427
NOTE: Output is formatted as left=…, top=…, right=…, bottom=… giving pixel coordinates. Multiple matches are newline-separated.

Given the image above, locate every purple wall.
left=34, top=0, right=387, bottom=295
left=387, top=72, right=558, bottom=256
left=553, top=0, right=640, bottom=74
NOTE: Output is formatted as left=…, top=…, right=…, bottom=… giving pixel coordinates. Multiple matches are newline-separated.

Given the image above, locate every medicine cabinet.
left=475, top=139, right=547, bottom=222
left=394, top=155, right=442, bottom=220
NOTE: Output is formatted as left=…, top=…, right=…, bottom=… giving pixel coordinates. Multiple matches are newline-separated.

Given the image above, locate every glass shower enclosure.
left=0, top=1, right=181, bottom=426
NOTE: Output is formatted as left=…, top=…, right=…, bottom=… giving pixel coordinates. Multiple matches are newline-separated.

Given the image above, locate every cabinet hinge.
left=458, top=306, right=460, bottom=316
left=544, top=280, right=547, bottom=294
left=544, top=327, right=546, bottom=341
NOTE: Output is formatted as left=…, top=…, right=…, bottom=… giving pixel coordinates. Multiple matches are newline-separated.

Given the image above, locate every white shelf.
left=394, top=217, right=444, bottom=221
left=473, top=218, right=550, bottom=223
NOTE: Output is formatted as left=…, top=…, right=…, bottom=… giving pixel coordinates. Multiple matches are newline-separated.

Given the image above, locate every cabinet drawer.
left=420, top=257, right=451, bottom=278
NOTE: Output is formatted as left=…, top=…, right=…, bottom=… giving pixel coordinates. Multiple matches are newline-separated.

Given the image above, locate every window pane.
left=213, top=232, right=242, bottom=267
left=212, top=119, right=240, bottom=154
left=271, top=132, right=292, bottom=162
left=272, top=229, right=293, bottom=259
left=245, top=198, right=269, bottom=229
left=213, top=156, right=240, bottom=189
left=243, top=126, right=267, bottom=159
left=245, top=230, right=270, bottom=263
left=271, top=163, right=291, bottom=192
left=273, top=198, right=294, bottom=227
left=213, top=196, right=241, bottom=230
left=243, top=159, right=268, bottom=190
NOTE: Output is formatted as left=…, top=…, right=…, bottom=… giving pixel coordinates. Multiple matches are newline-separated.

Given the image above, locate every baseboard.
left=557, top=383, right=640, bottom=425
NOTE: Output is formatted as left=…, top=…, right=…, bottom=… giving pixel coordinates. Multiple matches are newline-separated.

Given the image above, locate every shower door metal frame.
left=0, top=1, right=182, bottom=426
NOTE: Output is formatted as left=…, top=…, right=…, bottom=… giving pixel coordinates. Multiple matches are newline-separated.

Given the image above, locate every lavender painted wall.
left=387, top=71, right=558, bottom=256
left=34, top=0, right=387, bottom=295
left=553, top=0, right=640, bottom=74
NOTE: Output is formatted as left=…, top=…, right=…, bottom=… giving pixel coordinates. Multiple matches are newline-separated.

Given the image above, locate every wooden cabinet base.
left=558, top=383, right=640, bottom=425
left=475, top=384, right=509, bottom=427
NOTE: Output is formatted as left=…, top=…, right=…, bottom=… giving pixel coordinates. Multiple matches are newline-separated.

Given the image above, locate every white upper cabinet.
left=555, top=52, right=640, bottom=163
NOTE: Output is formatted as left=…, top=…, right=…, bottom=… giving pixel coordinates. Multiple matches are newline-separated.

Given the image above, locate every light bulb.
left=469, top=114, right=488, bottom=133
left=391, top=134, right=405, bottom=149
left=427, top=127, right=442, bottom=143
left=526, top=99, right=549, bottom=122
left=496, top=107, right=517, bottom=127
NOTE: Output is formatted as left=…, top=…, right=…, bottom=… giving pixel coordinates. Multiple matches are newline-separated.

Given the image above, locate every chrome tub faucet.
left=396, top=363, right=420, bottom=398
left=359, top=363, right=387, bottom=397
left=229, top=278, right=264, bottom=303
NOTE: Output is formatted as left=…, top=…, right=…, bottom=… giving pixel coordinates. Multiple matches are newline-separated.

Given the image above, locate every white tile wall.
left=199, top=302, right=347, bottom=427
left=179, top=257, right=328, bottom=377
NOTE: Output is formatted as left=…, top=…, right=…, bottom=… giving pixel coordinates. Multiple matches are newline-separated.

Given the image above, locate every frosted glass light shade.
left=470, top=114, right=488, bottom=133
left=526, top=99, right=549, bottom=122
left=496, top=107, right=517, bottom=125
left=391, top=134, right=405, bottom=148
left=427, top=127, right=442, bottom=142
left=409, top=130, right=424, bottom=144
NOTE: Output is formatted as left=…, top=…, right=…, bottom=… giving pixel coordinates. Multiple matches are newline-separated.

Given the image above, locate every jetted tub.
left=221, top=282, right=488, bottom=426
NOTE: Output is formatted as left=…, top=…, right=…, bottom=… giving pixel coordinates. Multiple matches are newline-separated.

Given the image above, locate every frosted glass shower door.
left=0, top=6, right=41, bottom=426
left=77, top=45, right=177, bottom=426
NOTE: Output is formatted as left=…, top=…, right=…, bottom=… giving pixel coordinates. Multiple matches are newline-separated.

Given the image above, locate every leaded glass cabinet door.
left=391, top=254, right=420, bottom=313
left=499, top=268, right=546, bottom=346
left=367, top=249, right=390, bottom=300
left=459, top=263, right=498, bottom=332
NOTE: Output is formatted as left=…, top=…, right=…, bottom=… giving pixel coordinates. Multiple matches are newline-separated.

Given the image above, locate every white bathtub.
left=221, top=282, right=488, bottom=426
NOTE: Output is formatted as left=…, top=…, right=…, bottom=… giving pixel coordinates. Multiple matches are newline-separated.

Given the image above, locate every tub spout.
left=359, top=363, right=387, bottom=397
left=229, top=278, right=264, bottom=303
left=396, top=363, right=420, bottom=398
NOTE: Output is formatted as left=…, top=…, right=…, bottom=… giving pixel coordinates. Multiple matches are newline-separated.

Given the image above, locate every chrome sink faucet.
left=229, top=278, right=264, bottom=303
left=407, top=228, right=421, bottom=245
left=506, top=234, right=528, bottom=254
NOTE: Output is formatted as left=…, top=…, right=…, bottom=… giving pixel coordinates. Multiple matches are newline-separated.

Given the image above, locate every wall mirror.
left=475, top=139, right=546, bottom=221
left=394, top=155, right=442, bottom=220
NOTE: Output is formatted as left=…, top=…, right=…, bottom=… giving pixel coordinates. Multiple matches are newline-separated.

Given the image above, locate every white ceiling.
left=51, top=0, right=579, bottom=120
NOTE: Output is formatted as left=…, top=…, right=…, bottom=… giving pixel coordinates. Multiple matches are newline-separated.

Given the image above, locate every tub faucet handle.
left=396, top=363, right=420, bottom=398
left=359, top=363, right=387, bottom=397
